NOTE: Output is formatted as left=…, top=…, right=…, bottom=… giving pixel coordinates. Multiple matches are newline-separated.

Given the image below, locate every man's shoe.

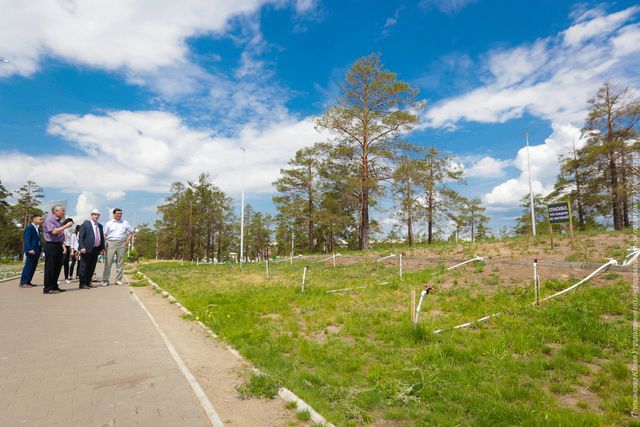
left=115, top=281, right=124, bottom=286
left=43, top=290, right=58, bottom=294
left=65, top=279, right=71, bottom=284
left=55, top=288, right=67, bottom=293
left=79, top=285, right=91, bottom=289
left=101, top=282, right=108, bottom=287
left=19, top=284, right=34, bottom=288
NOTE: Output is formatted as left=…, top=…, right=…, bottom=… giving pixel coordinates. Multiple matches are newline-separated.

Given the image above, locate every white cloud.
left=105, top=191, right=126, bottom=201
left=74, top=191, right=100, bottom=219
left=0, top=0, right=301, bottom=132
left=0, top=110, right=322, bottom=198
left=295, top=0, right=317, bottom=14
left=464, top=156, right=511, bottom=178
left=423, top=6, right=640, bottom=129
left=419, top=0, right=477, bottom=14
left=0, top=0, right=273, bottom=78
left=562, top=6, right=639, bottom=46
left=483, top=122, right=583, bottom=206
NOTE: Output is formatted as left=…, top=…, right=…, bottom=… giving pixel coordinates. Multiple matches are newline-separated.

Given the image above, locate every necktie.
left=94, top=223, right=100, bottom=247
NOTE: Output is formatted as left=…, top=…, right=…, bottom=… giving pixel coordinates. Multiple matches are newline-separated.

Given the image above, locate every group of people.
left=19, top=205, right=135, bottom=294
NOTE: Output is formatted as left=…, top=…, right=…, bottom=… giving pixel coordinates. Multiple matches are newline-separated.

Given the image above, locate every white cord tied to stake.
left=376, top=253, right=396, bottom=262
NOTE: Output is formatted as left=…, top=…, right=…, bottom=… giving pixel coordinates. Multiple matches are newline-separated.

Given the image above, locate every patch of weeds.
left=603, top=273, right=621, bottom=281
left=284, top=401, right=297, bottom=410
left=473, top=263, right=485, bottom=273
left=237, top=372, right=279, bottom=399
left=549, top=382, right=574, bottom=394
left=544, top=279, right=568, bottom=292
left=297, top=409, right=311, bottom=421
left=129, top=279, right=148, bottom=287
left=483, top=273, right=500, bottom=286
left=606, top=359, right=630, bottom=381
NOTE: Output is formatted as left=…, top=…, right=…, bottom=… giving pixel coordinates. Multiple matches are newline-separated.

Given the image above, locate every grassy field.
left=140, top=245, right=633, bottom=426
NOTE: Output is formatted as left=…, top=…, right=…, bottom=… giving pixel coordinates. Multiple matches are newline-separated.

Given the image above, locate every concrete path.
left=0, top=267, right=210, bottom=427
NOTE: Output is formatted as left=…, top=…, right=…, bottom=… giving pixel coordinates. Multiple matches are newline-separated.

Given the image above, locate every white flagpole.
left=525, top=131, right=536, bottom=238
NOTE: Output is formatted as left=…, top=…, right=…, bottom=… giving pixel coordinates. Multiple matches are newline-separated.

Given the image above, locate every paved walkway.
left=0, top=267, right=210, bottom=427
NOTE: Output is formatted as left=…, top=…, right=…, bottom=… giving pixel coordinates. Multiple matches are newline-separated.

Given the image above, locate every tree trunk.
left=609, top=152, right=622, bottom=230
left=328, top=223, right=334, bottom=252
left=188, top=198, right=194, bottom=260
left=427, top=191, right=434, bottom=244
left=572, top=143, right=586, bottom=230
left=359, top=148, right=370, bottom=250
left=216, top=231, right=222, bottom=262
left=622, top=154, right=630, bottom=227
left=360, top=189, right=369, bottom=250
left=308, top=192, right=314, bottom=253
left=406, top=182, right=413, bottom=246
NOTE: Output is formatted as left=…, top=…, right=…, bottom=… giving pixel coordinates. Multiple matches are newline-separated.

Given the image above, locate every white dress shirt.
left=64, top=227, right=74, bottom=246
left=103, top=219, right=134, bottom=241
left=70, top=233, right=79, bottom=251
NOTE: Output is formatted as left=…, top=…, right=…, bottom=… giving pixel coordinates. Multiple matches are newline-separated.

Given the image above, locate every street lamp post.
left=240, top=146, right=246, bottom=263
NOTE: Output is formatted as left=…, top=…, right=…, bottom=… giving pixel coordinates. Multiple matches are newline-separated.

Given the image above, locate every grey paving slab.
left=0, top=267, right=210, bottom=427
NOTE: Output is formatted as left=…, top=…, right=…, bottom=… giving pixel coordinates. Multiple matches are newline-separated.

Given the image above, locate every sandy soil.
left=132, top=285, right=300, bottom=427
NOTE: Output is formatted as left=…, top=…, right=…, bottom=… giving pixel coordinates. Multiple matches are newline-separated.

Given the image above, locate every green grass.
left=237, top=371, right=280, bottom=399
left=141, top=257, right=633, bottom=426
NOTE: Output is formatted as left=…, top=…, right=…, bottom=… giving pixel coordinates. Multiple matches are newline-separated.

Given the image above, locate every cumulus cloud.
left=423, top=5, right=640, bottom=129
left=483, top=123, right=583, bottom=206
left=0, top=1, right=301, bottom=132
left=74, top=191, right=100, bottom=219
left=464, top=156, right=511, bottom=178
left=0, top=110, right=322, bottom=198
left=105, top=191, right=126, bottom=201
left=0, top=0, right=272, bottom=78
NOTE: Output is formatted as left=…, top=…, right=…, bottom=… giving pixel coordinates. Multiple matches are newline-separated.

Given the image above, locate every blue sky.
left=0, top=0, right=639, bottom=234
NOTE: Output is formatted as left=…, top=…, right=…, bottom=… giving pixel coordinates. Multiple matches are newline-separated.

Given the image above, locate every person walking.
left=19, top=213, right=43, bottom=288
left=78, top=209, right=104, bottom=289
left=101, top=208, right=134, bottom=286
left=62, top=218, right=74, bottom=283
left=42, top=205, right=74, bottom=294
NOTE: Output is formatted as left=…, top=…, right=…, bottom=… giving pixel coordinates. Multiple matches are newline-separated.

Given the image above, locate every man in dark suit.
left=78, top=209, right=105, bottom=289
left=19, top=213, right=43, bottom=288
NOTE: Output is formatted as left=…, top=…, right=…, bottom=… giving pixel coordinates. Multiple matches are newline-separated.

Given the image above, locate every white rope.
left=447, top=256, right=483, bottom=270
left=434, top=258, right=618, bottom=334
left=316, top=253, right=341, bottom=263
left=375, top=253, right=396, bottom=262
left=540, top=258, right=617, bottom=302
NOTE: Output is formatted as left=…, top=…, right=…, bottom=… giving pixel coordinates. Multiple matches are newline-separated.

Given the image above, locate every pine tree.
left=582, top=81, right=640, bottom=229
left=317, top=53, right=421, bottom=249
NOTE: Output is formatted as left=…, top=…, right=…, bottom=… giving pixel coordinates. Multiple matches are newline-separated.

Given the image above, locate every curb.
left=137, top=272, right=335, bottom=427
left=0, top=269, right=44, bottom=283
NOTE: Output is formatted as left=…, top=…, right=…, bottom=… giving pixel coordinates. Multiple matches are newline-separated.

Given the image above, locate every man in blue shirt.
left=19, top=214, right=43, bottom=288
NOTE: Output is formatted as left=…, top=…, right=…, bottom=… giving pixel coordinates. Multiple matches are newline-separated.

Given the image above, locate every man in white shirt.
left=101, top=208, right=134, bottom=286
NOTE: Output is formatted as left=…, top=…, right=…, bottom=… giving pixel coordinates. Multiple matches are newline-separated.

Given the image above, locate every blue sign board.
left=548, top=202, right=571, bottom=224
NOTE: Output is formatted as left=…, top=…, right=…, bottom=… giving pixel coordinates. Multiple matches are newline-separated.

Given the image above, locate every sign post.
left=547, top=202, right=571, bottom=249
